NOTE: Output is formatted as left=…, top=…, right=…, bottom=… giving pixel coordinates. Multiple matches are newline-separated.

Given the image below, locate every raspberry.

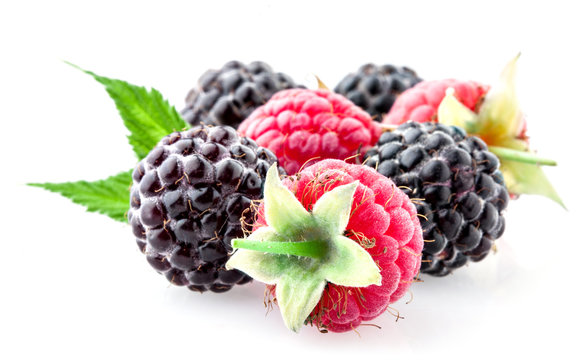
left=227, top=160, right=423, bottom=332
left=383, top=79, right=489, bottom=125
left=181, top=61, right=302, bottom=128
left=364, top=122, right=509, bottom=276
left=128, top=125, right=284, bottom=292
left=334, top=63, right=422, bottom=121
left=238, top=89, right=382, bottom=175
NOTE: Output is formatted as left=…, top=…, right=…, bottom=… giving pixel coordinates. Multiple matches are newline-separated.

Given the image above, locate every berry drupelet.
left=364, top=122, right=509, bottom=276
left=334, top=63, right=422, bottom=121
left=128, top=125, right=284, bottom=292
left=181, top=60, right=302, bottom=128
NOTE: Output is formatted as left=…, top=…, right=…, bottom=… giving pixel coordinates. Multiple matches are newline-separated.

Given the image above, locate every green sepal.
left=66, top=62, right=188, bottom=160
left=438, top=87, right=479, bottom=133
left=436, top=56, right=563, bottom=206
left=226, top=164, right=381, bottom=333
left=275, top=275, right=327, bottom=333
left=225, top=228, right=288, bottom=284
left=311, top=182, right=356, bottom=236
left=28, top=170, right=132, bottom=222
left=262, top=164, right=311, bottom=234
left=499, top=159, right=565, bottom=209
left=321, top=235, right=382, bottom=287
left=475, top=54, right=523, bottom=142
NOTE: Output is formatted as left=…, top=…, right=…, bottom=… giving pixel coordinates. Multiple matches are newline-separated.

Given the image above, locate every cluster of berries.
left=39, top=58, right=559, bottom=334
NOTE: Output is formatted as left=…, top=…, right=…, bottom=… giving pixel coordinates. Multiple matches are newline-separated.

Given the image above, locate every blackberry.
left=334, top=63, right=422, bottom=121
left=181, top=61, right=302, bottom=128
left=364, top=122, right=509, bottom=276
left=128, top=125, right=284, bottom=292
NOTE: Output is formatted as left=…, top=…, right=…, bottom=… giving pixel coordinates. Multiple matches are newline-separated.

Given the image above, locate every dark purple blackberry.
left=181, top=61, right=302, bottom=128
left=128, top=125, right=285, bottom=292
left=364, top=122, right=509, bottom=276
left=334, top=63, right=422, bottom=121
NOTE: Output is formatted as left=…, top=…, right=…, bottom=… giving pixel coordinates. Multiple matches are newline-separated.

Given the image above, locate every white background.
left=1, top=1, right=583, bottom=358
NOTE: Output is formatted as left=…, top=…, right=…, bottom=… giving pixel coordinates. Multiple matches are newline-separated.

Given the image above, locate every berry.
left=383, top=79, right=489, bottom=125
left=181, top=61, right=302, bottom=128
left=364, top=122, right=509, bottom=276
left=227, top=160, right=423, bottom=332
left=238, top=89, right=382, bottom=175
left=128, top=125, right=284, bottom=293
left=379, top=57, right=566, bottom=206
left=334, top=63, right=422, bottom=121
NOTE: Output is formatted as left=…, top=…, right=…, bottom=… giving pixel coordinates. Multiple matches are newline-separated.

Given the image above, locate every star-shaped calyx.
left=225, top=164, right=381, bottom=333
left=437, top=55, right=563, bottom=207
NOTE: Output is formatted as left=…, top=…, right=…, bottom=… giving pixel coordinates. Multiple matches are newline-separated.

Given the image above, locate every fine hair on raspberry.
left=254, top=160, right=423, bottom=332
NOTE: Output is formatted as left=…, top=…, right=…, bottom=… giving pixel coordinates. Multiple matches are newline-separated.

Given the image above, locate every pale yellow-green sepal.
left=225, top=227, right=285, bottom=284
left=311, top=181, right=358, bottom=236
left=263, top=164, right=311, bottom=234
left=275, top=275, right=327, bottom=333
left=476, top=54, right=523, bottom=142
left=438, top=87, right=479, bottom=132
left=321, top=235, right=382, bottom=287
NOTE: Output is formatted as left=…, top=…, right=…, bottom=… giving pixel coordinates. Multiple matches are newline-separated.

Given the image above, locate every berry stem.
left=488, top=146, right=557, bottom=166
left=232, top=239, right=327, bottom=259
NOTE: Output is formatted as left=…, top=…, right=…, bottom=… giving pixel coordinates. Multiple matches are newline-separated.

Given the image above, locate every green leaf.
left=499, top=159, right=565, bottom=208
left=29, top=170, right=133, bottom=222
left=66, top=62, right=187, bottom=160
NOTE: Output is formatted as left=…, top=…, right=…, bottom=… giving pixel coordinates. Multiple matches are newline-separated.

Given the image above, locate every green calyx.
left=438, top=55, right=564, bottom=207
left=225, top=165, right=381, bottom=333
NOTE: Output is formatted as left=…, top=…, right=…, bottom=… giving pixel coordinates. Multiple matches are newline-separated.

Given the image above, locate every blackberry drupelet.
left=181, top=61, right=302, bottom=128
left=334, top=63, right=422, bottom=121
left=128, top=125, right=284, bottom=292
left=364, top=122, right=509, bottom=276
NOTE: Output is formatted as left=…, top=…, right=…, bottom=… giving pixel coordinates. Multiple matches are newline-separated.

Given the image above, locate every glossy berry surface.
left=238, top=89, right=381, bottom=175
left=257, top=160, right=423, bottom=332
left=334, top=63, right=422, bottom=121
left=364, top=122, right=509, bottom=276
left=128, top=125, right=283, bottom=292
left=181, top=61, right=302, bottom=128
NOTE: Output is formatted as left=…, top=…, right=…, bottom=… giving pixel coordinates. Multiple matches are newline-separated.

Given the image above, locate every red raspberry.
left=249, top=160, right=423, bottom=332
left=238, top=89, right=382, bottom=175
left=383, top=79, right=489, bottom=125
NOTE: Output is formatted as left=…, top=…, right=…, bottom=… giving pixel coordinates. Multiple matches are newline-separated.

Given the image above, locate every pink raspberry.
left=238, top=89, right=381, bottom=175
left=254, top=160, right=423, bottom=332
left=383, top=79, right=489, bottom=125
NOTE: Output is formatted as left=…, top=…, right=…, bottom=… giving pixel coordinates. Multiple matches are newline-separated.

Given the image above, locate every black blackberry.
left=181, top=61, right=302, bottom=128
left=334, top=63, right=422, bottom=121
left=128, top=125, right=284, bottom=292
left=364, top=122, right=509, bottom=276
